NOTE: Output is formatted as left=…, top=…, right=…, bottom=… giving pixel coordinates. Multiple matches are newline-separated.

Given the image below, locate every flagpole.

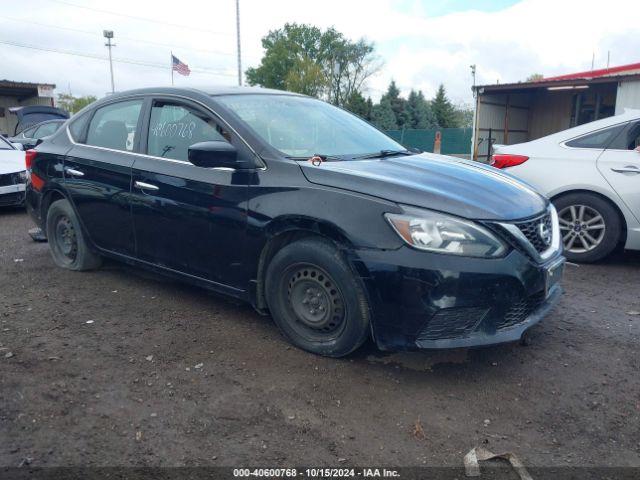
left=170, top=51, right=174, bottom=86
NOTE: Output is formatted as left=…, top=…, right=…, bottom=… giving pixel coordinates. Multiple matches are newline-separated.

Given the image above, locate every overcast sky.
left=1, top=0, right=638, bottom=105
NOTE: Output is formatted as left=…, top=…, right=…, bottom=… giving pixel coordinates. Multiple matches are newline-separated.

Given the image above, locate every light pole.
left=235, top=0, right=242, bottom=86
left=104, top=30, right=115, bottom=94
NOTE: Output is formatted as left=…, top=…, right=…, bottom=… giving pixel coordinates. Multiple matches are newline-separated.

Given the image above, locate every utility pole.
left=235, top=0, right=242, bottom=86
left=104, top=30, right=115, bottom=94
left=470, top=64, right=477, bottom=93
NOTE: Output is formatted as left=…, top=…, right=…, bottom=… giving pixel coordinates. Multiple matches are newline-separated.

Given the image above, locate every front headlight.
left=385, top=207, right=507, bottom=258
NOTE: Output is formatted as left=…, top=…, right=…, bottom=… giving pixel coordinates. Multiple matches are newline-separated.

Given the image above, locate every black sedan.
left=9, top=119, right=67, bottom=150
left=25, top=87, right=564, bottom=357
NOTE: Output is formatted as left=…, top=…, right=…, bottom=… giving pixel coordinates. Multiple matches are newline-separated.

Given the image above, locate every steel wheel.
left=558, top=204, right=606, bottom=254
left=53, top=215, right=78, bottom=263
left=285, top=264, right=346, bottom=341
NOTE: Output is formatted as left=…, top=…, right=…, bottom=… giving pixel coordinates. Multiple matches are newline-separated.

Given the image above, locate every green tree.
left=406, top=90, right=436, bottom=129
left=431, top=84, right=459, bottom=128
left=371, top=98, right=398, bottom=130
left=284, top=56, right=327, bottom=97
left=379, top=80, right=409, bottom=128
left=343, top=91, right=372, bottom=120
left=526, top=73, right=544, bottom=82
left=246, top=23, right=380, bottom=106
left=57, top=94, right=97, bottom=114
left=454, top=102, right=474, bottom=128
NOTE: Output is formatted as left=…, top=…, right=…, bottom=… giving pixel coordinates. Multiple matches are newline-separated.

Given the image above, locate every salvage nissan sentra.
left=24, top=87, right=564, bottom=357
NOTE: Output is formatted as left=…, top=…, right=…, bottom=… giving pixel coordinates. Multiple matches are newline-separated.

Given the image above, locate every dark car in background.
left=8, top=119, right=67, bottom=150
left=25, top=87, right=564, bottom=357
left=8, top=105, right=69, bottom=136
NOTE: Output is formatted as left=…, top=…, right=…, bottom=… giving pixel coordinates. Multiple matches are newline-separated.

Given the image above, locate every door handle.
left=134, top=181, right=159, bottom=191
left=611, top=166, right=640, bottom=174
left=65, top=168, right=84, bottom=177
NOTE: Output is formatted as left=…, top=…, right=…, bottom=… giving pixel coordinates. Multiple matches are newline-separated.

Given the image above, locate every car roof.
left=104, top=86, right=303, bottom=100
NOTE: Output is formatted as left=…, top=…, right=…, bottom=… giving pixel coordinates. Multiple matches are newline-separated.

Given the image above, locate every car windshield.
left=216, top=94, right=404, bottom=159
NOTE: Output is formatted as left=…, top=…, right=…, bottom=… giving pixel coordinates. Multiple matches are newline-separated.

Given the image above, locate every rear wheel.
left=553, top=193, right=621, bottom=263
left=46, top=199, right=102, bottom=271
left=265, top=237, right=370, bottom=357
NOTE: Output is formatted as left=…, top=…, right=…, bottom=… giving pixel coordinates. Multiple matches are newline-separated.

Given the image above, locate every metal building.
left=471, top=62, right=640, bottom=162
left=0, top=80, right=56, bottom=136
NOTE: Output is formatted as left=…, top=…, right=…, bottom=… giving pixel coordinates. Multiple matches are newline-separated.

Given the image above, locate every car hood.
left=0, top=150, right=26, bottom=175
left=299, top=153, right=548, bottom=221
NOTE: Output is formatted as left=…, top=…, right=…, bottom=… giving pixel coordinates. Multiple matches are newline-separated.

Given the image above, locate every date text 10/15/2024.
left=233, top=468, right=401, bottom=478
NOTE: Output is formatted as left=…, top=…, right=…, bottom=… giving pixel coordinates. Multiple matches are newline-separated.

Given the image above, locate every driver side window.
left=146, top=101, right=229, bottom=161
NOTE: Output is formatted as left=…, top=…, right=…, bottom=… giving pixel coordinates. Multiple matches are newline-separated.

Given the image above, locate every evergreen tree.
left=371, top=98, right=398, bottom=130
left=380, top=80, right=409, bottom=128
left=431, top=84, right=459, bottom=128
left=406, top=90, right=437, bottom=129
left=343, top=91, right=371, bottom=120
left=365, top=97, right=374, bottom=122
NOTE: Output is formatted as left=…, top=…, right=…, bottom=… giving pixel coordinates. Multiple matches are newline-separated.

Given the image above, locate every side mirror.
left=188, top=141, right=239, bottom=169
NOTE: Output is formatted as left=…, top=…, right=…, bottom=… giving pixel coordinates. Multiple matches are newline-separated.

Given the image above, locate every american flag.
left=172, top=55, right=191, bottom=76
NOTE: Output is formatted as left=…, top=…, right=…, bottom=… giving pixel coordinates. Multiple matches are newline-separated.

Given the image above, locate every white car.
left=0, top=136, right=27, bottom=207
left=492, top=109, right=640, bottom=262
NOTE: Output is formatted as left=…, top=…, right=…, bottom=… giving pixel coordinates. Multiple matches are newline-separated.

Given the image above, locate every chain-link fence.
left=385, top=127, right=472, bottom=155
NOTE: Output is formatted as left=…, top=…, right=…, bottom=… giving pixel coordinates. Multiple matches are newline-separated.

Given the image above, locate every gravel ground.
left=1, top=208, right=639, bottom=469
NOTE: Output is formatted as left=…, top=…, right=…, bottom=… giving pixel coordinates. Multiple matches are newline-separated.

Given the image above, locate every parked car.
left=492, top=109, right=640, bottom=262
left=0, top=136, right=27, bottom=207
left=8, top=106, right=69, bottom=136
left=8, top=119, right=67, bottom=149
left=25, top=87, right=564, bottom=357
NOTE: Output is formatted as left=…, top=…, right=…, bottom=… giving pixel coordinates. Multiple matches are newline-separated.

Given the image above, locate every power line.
left=48, top=0, right=234, bottom=36
left=0, top=39, right=236, bottom=76
left=0, top=15, right=237, bottom=57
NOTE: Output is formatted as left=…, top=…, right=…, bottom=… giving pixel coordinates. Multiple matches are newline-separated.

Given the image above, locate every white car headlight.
left=385, top=207, right=507, bottom=258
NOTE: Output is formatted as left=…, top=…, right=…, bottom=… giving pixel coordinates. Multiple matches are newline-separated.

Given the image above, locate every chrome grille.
left=514, top=213, right=553, bottom=253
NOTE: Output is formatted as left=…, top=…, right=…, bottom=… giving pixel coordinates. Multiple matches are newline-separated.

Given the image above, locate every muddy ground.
left=1, top=208, right=639, bottom=470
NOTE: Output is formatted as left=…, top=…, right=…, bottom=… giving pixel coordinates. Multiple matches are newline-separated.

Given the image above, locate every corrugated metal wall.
left=473, top=93, right=530, bottom=161
left=615, top=80, right=640, bottom=113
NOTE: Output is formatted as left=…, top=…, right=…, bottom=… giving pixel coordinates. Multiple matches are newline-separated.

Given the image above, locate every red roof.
left=544, top=62, right=640, bottom=81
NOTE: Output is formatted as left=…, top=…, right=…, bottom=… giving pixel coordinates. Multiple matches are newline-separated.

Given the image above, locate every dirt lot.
left=1, top=208, right=639, bottom=469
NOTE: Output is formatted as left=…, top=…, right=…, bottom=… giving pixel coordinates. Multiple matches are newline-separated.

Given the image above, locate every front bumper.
left=0, top=183, right=26, bottom=206
left=352, top=246, right=564, bottom=351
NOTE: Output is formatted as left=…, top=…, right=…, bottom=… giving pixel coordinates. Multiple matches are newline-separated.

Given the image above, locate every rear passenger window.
left=147, top=101, right=229, bottom=161
left=34, top=122, right=60, bottom=138
left=607, top=121, right=640, bottom=150
left=68, top=111, right=90, bottom=142
left=565, top=124, right=625, bottom=149
left=86, top=100, right=143, bottom=151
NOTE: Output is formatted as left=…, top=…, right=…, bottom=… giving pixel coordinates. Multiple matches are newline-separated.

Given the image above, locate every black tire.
left=553, top=193, right=622, bottom=263
left=46, top=199, right=102, bottom=271
left=265, top=237, right=370, bottom=357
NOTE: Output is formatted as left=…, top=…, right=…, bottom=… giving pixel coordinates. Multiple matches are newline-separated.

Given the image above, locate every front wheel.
left=46, top=199, right=102, bottom=271
left=553, top=193, right=622, bottom=263
left=265, top=237, right=370, bottom=357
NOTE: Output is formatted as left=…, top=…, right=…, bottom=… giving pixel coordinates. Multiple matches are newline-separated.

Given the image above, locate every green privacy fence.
left=385, top=127, right=472, bottom=155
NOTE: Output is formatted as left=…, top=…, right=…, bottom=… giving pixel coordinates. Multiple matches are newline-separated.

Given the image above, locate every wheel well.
left=253, top=226, right=352, bottom=312
left=550, top=189, right=627, bottom=244
left=41, top=190, right=67, bottom=223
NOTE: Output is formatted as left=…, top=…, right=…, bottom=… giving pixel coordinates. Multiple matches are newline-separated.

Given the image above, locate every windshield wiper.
left=286, top=154, right=344, bottom=161
left=354, top=149, right=413, bottom=160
